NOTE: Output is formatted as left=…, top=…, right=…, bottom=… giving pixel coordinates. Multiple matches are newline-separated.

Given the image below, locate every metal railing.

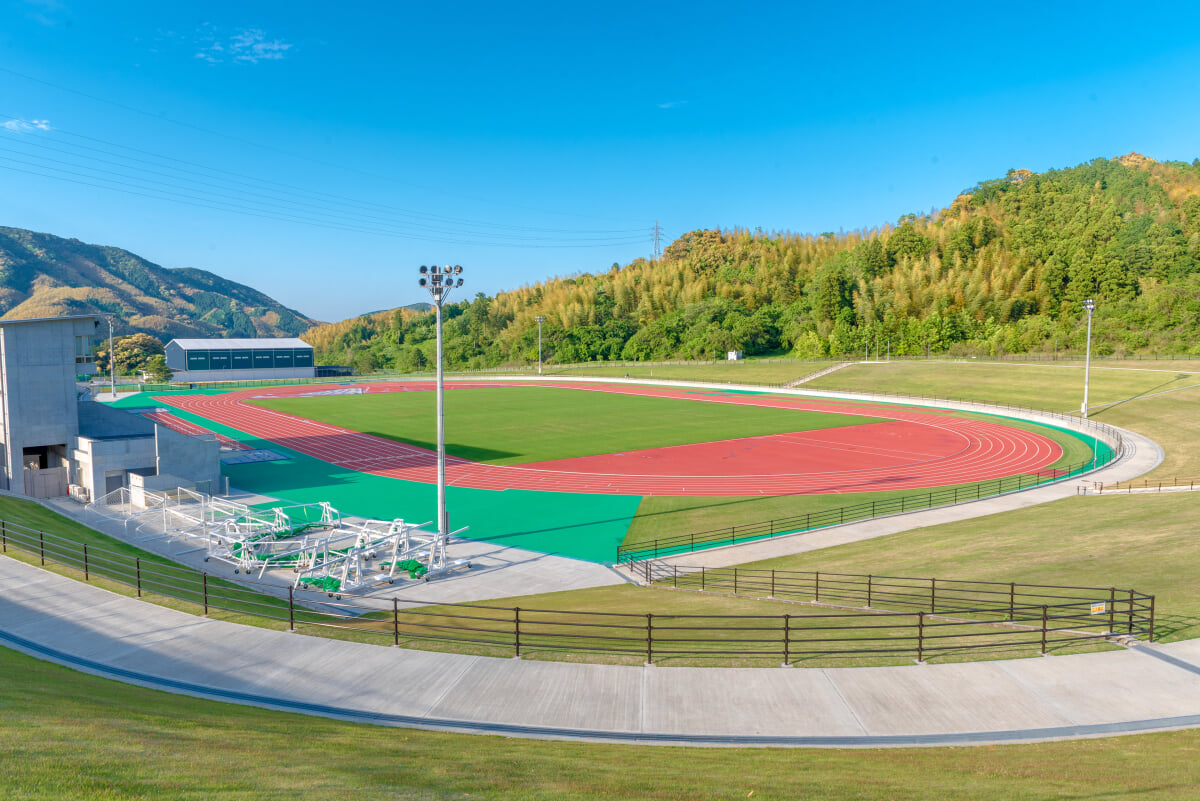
left=1085, top=477, right=1200, bottom=494
left=1, top=518, right=1153, bottom=665
left=616, top=395, right=1125, bottom=562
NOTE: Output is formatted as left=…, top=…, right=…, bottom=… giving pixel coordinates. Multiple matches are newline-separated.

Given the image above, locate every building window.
left=75, top=335, right=95, bottom=364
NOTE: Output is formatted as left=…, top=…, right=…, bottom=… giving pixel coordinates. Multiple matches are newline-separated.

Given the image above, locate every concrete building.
left=0, top=315, right=100, bottom=495
left=0, top=315, right=221, bottom=500
left=164, top=337, right=315, bottom=383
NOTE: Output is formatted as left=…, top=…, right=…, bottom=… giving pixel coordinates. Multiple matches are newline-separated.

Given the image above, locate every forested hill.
left=308, top=154, right=1200, bottom=373
left=0, top=227, right=317, bottom=340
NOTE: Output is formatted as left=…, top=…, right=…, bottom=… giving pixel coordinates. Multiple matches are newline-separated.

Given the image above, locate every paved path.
left=5, top=555, right=1200, bottom=747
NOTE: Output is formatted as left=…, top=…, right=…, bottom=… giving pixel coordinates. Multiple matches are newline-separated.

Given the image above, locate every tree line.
left=305, top=154, right=1200, bottom=372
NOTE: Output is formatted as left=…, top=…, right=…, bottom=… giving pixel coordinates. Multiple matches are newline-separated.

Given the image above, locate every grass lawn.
left=736, top=492, right=1200, bottom=642
left=249, top=385, right=887, bottom=465
left=8, top=644, right=1200, bottom=800
left=807, top=360, right=1200, bottom=415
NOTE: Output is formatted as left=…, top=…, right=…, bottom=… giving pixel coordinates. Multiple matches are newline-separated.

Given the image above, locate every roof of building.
left=0, top=314, right=100, bottom=327
left=167, top=338, right=312, bottom=350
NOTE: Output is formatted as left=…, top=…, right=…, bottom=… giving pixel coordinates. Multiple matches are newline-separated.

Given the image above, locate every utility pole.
left=1082, top=299, right=1095, bottom=418
left=535, top=316, right=545, bottom=375
left=106, top=315, right=115, bottom=399
left=652, top=221, right=663, bottom=261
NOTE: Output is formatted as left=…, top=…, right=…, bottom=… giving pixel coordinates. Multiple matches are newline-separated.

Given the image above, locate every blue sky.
left=3, top=1, right=1200, bottom=322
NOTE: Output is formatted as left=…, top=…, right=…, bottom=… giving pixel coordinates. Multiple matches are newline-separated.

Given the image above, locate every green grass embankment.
left=7, top=642, right=1200, bottom=799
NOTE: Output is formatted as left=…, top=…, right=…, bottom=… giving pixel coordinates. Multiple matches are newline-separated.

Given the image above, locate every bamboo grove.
left=306, top=155, right=1200, bottom=372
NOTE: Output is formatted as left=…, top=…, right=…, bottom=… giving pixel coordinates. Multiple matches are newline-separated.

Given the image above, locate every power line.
left=0, top=122, right=650, bottom=248
left=0, top=66, right=640, bottom=225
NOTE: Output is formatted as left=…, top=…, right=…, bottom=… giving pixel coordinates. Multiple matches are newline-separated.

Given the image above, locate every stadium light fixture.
left=418, top=264, right=464, bottom=538
left=535, top=316, right=545, bottom=375
left=1082, top=298, right=1095, bottom=419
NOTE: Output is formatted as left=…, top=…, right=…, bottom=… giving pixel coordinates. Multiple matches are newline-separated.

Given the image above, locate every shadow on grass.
left=1146, top=613, right=1200, bottom=642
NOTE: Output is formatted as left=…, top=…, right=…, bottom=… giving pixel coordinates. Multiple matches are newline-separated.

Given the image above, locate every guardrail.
left=1084, top=477, right=1200, bottom=494
left=616, top=394, right=1126, bottom=563
left=0, top=518, right=1153, bottom=665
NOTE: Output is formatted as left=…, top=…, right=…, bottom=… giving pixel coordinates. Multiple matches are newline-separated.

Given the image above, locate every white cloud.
left=194, top=26, right=292, bottom=64
left=657, top=100, right=688, bottom=110
left=1, top=119, right=51, bottom=133
left=230, top=29, right=292, bottom=63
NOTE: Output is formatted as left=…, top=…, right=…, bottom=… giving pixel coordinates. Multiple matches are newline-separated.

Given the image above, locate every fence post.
left=701, top=567, right=705, bottom=591
left=673, top=564, right=678, bottom=589
left=771, top=569, right=776, bottom=598
left=690, top=532, right=695, bottom=552
left=1150, top=596, right=1156, bottom=642
left=917, top=611, right=924, bottom=662
left=733, top=567, right=738, bottom=595
left=83, top=544, right=89, bottom=581
left=135, top=557, right=141, bottom=596
left=288, top=586, right=295, bottom=631
left=514, top=607, right=521, bottom=657
left=867, top=575, right=872, bottom=607
left=930, top=578, right=936, bottom=613
left=1041, top=605, right=1048, bottom=654
left=783, top=614, right=790, bottom=666
left=646, top=613, right=653, bottom=664
left=815, top=572, right=820, bottom=602
left=1108, top=587, right=1116, bottom=634
left=202, top=573, right=208, bottom=616
left=1009, top=583, right=1015, bottom=621
left=1128, top=589, right=1136, bottom=633
left=645, top=560, right=650, bottom=585
left=39, top=530, right=45, bottom=565
left=393, top=598, right=400, bottom=646
left=2, top=520, right=6, bottom=553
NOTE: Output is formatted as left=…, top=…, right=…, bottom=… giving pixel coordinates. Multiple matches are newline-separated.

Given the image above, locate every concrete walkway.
left=5, top=554, right=1200, bottom=747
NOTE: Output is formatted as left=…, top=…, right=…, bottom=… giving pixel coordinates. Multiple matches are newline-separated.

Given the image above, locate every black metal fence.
left=1, top=519, right=1154, bottom=665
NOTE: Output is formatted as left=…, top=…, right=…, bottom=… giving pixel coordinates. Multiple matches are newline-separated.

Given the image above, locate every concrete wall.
left=154, top=424, right=222, bottom=493
left=169, top=366, right=316, bottom=383
left=72, top=434, right=157, bottom=501
left=0, top=316, right=100, bottom=494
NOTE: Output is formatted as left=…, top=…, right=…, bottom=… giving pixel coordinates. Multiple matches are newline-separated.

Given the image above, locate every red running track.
left=137, top=410, right=250, bottom=451
left=160, top=382, right=1063, bottom=497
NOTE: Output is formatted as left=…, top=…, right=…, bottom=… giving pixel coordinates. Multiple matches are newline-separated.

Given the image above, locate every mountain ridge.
left=0, top=226, right=319, bottom=340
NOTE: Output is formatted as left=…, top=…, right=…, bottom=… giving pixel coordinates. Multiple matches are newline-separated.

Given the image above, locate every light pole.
left=106, top=315, right=115, bottom=399
left=1082, top=298, right=1095, bottom=418
left=535, top=316, right=545, bottom=375
left=418, top=264, right=464, bottom=538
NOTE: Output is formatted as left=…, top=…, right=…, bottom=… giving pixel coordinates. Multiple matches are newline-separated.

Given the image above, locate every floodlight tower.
left=1082, top=298, right=1095, bottom=418
left=535, top=316, right=545, bottom=375
left=418, top=264, right=464, bottom=537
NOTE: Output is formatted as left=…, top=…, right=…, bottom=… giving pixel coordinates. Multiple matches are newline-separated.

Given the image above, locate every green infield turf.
left=247, top=385, right=889, bottom=465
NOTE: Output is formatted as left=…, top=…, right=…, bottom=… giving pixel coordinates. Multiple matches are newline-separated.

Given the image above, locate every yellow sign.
left=1091, top=602, right=1107, bottom=615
